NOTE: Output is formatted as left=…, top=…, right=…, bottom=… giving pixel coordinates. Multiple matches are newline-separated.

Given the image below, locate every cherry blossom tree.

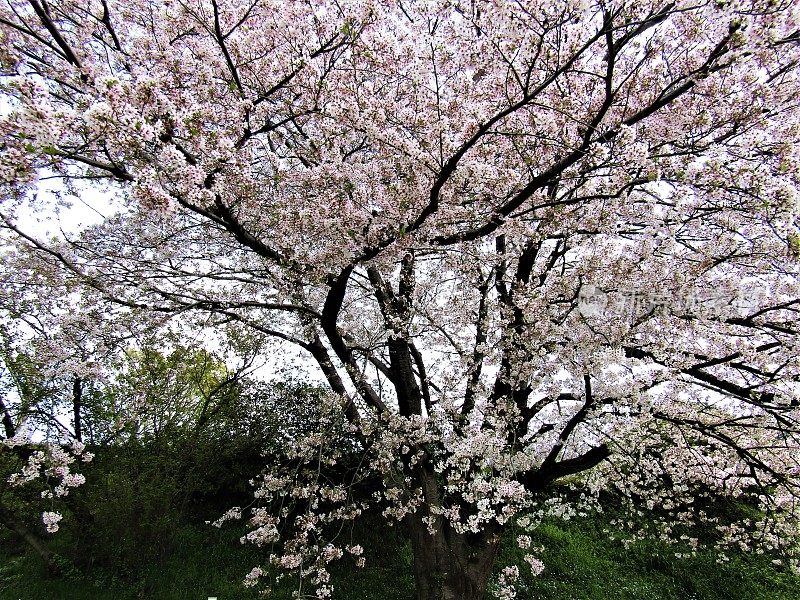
left=1, top=1, right=800, bottom=598
left=0, top=242, right=155, bottom=568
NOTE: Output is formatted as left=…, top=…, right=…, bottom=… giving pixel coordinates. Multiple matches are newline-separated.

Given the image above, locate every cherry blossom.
left=1, top=1, right=799, bottom=598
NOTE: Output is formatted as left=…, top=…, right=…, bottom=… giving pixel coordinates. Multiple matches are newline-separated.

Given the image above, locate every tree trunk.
left=407, top=511, right=501, bottom=600
left=406, top=470, right=502, bottom=600
left=0, top=393, right=16, bottom=439
left=72, top=375, right=83, bottom=442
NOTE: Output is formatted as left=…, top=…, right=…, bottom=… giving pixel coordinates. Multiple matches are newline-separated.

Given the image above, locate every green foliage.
left=103, top=344, right=242, bottom=441
left=0, top=522, right=265, bottom=600
left=236, top=378, right=358, bottom=458
left=62, top=427, right=265, bottom=578
left=0, top=331, right=54, bottom=432
left=493, top=516, right=800, bottom=600
left=2, top=356, right=798, bottom=600
left=0, top=444, right=54, bottom=524
left=326, top=514, right=414, bottom=600
left=3, top=505, right=800, bottom=600
left=788, top=232, right=800, bottom=258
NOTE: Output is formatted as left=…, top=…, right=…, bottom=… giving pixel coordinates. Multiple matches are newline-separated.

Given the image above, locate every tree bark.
left=406, top=470, right=502, bottom=600
left=72, top=375, right=83, bottom=442
left=0, top=393, right=16, bottom=439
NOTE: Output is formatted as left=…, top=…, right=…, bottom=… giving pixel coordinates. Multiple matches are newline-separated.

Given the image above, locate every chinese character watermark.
left=578, top=283, right=771, bottom=321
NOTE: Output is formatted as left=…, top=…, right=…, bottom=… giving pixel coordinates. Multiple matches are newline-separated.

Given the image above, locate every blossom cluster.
left=5, top=437, right=93, bottom=497
left=4, top=437, right=94, bottom=536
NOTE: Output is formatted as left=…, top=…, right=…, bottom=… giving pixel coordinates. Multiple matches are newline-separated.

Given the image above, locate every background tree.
left=0, top=245, right=125, bottom=569
left=109, top=344, right=245, bottom=440
left=1, top=1, right=800, bottom=599
left=0, top=244, right=141, bottom=443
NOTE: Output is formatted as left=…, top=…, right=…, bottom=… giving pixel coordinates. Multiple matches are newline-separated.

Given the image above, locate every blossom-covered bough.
left=0, top=244, right=149, bottom=569
left=1, top=0, right=799, bottom=598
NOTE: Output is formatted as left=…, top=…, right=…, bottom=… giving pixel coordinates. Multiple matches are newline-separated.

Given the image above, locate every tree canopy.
left=1, top=1, right=799, bottom=598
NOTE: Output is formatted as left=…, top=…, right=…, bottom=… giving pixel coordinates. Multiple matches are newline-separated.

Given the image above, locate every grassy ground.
left=1, top=514, right=798, bottom=599
left=497, top=518, right=800, bottom=600
left=0, top=512, right=414, bottom=600
left=0, top=524, right=263, bottom=600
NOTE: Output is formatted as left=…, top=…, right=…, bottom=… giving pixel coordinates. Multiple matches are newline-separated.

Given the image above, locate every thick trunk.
left=406, top=470, right=502, bottom=600
left=407, top=511, right=501, bottom=600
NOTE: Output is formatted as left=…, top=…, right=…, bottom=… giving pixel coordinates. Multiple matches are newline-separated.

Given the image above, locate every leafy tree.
left=235, top=378, right=357, bottom=454
left=61, top=345, right=265, bottom=580
left=0, top=250, right=119, bottom=569
left=108, top=344, right=245, bottom=440
left=0, top=335, right=266, bottom=576
left=2, top=1, right=800, bottom=599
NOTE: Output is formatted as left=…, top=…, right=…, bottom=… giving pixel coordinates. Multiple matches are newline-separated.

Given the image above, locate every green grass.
left=0, top=523, right=263, bottom=600
left=496, top=517, right=800, bottom=600
left=327, top=519, right=413, bottom=600
left=0, top=511, right=414, bottom=600
left=2, top=513, right=798, bottom=600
